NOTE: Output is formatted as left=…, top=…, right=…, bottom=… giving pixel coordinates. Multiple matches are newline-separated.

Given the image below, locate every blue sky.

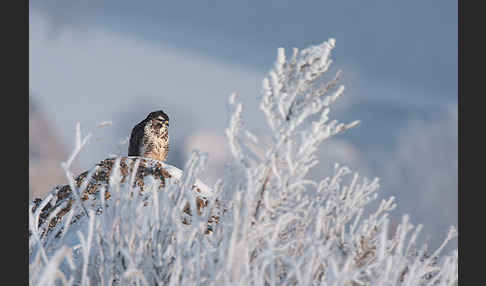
left=29, top=1, right=457, bottom=250
left=31, top=0, right=457, bottom=98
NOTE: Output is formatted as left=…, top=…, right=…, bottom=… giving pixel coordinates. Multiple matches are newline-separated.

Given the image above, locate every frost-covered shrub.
left=29, top=39, right=458, bottom=286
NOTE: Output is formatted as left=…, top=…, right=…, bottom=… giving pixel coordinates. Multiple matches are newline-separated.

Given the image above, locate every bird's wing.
left=128, top=120, right=146, bottom=156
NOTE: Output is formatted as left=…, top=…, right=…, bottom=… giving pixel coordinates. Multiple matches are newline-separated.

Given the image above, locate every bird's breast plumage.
left=140, top=121, right=169, bottom=161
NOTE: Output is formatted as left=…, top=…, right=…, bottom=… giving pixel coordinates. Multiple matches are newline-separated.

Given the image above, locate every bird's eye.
left=154, top=119, right=168, bottom=129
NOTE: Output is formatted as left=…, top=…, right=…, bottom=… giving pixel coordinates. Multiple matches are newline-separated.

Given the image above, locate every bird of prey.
left=128, top=110, right=170, bottom=161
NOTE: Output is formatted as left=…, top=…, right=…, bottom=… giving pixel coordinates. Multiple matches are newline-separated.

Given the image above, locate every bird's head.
left=145, top=110, right=170, bottom=137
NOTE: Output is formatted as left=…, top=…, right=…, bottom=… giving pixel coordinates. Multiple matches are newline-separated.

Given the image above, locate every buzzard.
left=128, top=110, right=170, bottom=162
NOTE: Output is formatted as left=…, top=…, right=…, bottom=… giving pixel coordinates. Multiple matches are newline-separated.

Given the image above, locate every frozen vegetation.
left=29, top=39, right=458, bottom=285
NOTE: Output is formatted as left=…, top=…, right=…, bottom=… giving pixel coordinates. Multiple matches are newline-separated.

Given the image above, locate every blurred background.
left=29, top=1, right=457, bottom=251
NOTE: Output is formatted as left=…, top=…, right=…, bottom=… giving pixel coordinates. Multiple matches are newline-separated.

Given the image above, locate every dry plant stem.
left=254, top=167, right=272, bottom=221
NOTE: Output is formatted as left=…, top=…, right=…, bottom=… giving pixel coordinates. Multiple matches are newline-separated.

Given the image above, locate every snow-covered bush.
left=29, top=39, right=458, bottom=286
